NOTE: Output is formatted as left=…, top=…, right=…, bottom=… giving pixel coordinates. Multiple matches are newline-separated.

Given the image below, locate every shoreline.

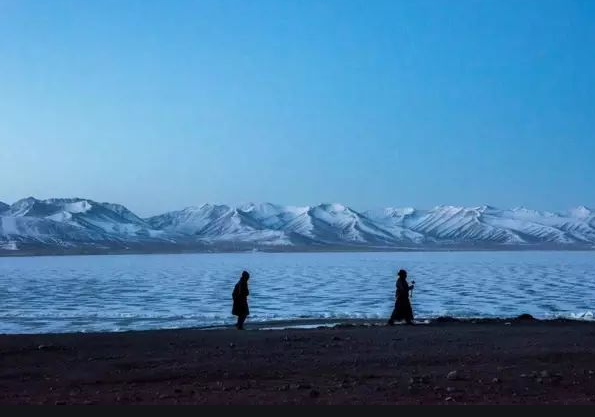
left=2, top=246, right=594, bottom=258
left=2, top=314, right=594, bottom=337
left=1, top=318, right=595, bottom=404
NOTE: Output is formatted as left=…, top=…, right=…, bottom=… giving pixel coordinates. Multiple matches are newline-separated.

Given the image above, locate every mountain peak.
left=318, top=203, right=349, bottom=212
left=368, top=207, right=416, bottom=218
left=13, top=196, right=39, bottom=206
left=10, top=197, right=43, bottom=216
left=569, top=205, right=592, bottom=218
left=198, top=203, right=230, bottom=211
left=431, top=205, right=466, bottom=212
left=238, top=202, right=280, bottom=212
left=477, top=204, right=498, bottom=211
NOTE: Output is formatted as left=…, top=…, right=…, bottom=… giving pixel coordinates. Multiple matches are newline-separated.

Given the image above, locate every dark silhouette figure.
left=388, top=269, right=414, bottom=325
left=232, top=271, right=250, bottom=330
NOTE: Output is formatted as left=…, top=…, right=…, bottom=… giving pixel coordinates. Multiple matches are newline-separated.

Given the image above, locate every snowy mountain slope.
left=146, top=204, right=291, bottom=245
left=414, top=206, right=526, bottom=243
left=367, top=206, right=524, bottom=243
left=543, top=206, right=595, bottom=243
left=0, top=215, right=106, bottom=245
left=481, top=207, right=575, bottom=244
left=1, top=197, right=162, bottom=246
left=147, top=203, right=401, bottom=246
left=301, top=204, right=398, bottom=245
left=364, top=208, right=431, bottom=243
left=2, top=197, right=595, bottom=252
left=369, top=205, right=595, bottom=245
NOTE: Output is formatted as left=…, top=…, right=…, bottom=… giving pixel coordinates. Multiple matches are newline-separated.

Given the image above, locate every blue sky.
left=1, top=0, right=594, bottom=216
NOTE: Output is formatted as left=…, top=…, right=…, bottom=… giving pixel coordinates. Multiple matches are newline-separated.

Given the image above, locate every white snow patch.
left=63, top=200, right=92, bottom=213
left=0, top=241, right=18, bottom=250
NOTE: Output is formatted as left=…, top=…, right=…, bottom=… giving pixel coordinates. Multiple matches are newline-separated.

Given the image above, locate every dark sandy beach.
left=1, top=319, right=595, bottom=404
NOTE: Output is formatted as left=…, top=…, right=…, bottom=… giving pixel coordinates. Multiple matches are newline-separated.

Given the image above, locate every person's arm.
left=232, top=283, right=238, bottom=299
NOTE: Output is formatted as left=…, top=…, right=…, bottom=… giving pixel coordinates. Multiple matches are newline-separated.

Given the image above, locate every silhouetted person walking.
left=388, top=269, right=414, bottom=325
left=232, top=271, right=250, bottom=330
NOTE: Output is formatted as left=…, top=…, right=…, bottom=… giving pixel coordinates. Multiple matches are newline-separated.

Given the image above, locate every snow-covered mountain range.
left=1, top=197, right=594, bottom=254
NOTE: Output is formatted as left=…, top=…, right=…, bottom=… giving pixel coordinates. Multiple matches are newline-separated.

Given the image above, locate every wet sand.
left=1, top=319, right=595, bottom=404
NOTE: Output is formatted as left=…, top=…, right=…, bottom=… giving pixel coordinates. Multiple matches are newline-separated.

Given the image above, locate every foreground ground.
left=1, top=319, right=595, bottom=404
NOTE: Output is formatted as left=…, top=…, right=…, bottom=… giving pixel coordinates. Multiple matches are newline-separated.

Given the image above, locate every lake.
left=0, top=251, right=594, bottom=333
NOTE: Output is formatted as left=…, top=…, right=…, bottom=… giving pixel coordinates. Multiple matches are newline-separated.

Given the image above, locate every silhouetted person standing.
left=388, top=269, right=414, bottom=325
left=232, top=271, right=250, bottom=330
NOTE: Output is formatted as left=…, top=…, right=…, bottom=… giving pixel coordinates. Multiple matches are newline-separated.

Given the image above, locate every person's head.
left=397, top=269, right=407, bottom=279
left=241, top=270, right=250, bottom=281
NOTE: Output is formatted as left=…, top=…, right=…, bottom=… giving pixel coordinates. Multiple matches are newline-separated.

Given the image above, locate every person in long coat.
left=232, top=270, right=250, bottom=330
left=387, top=269, right=414, bottom=325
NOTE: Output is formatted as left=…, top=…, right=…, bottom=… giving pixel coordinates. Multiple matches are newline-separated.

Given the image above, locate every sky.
left=1, top=0, right=594, bottom=216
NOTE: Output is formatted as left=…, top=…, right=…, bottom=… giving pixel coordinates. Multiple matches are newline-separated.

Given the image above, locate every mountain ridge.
left=1, top=197, right=594, bottom=254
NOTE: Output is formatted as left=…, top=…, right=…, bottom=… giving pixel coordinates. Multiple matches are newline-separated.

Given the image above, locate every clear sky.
left=1, top=0, right=594, bottom=216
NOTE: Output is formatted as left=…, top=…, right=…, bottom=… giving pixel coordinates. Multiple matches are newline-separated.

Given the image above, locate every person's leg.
left=387, top=302, right=398, bottom=325
left=405, top=301, right=414, bottom=325
left=237, top=314, right=247, bottom=330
